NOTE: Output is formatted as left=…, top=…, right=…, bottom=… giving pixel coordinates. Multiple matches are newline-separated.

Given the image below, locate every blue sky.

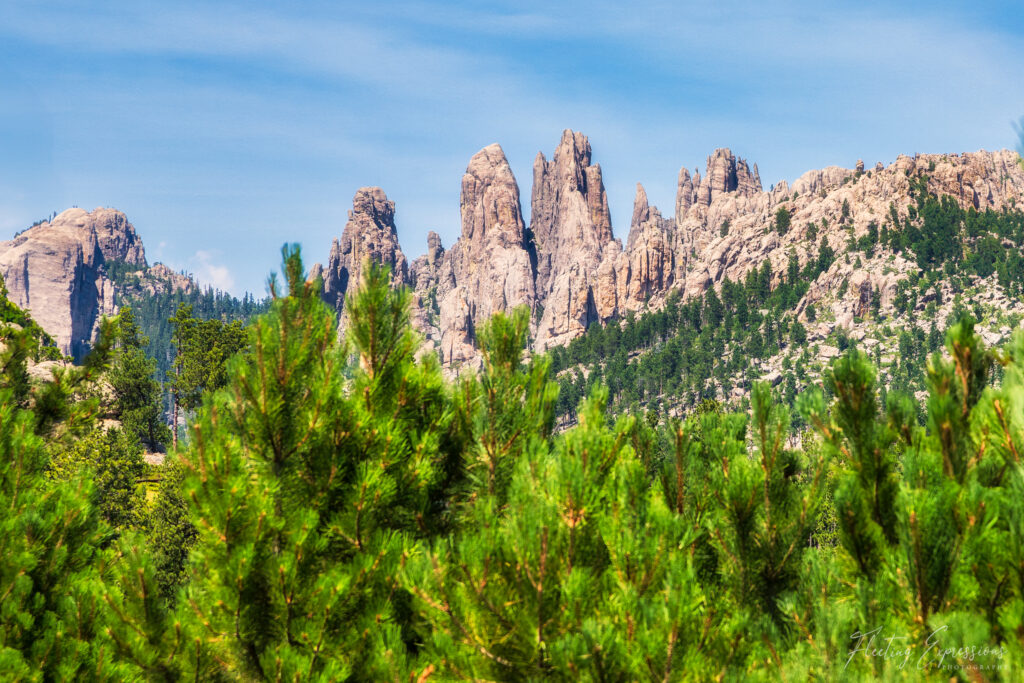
left=2, top=1, right=1023, bottom=296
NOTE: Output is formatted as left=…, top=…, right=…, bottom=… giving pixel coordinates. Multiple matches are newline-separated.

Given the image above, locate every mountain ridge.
left=2, top=132, right=1022, bottom=371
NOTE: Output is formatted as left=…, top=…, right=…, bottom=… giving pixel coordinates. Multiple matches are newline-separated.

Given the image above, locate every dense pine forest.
left=105, top=260, right=271, bottom=378
left=552, top=186, right=1024, bottom=427
left=0, top=243, right=1022, bottom=680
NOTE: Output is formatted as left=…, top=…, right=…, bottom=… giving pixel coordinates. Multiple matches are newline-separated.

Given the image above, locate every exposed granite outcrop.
left=437, top=144, right=536, bottom=365
left=0, top=208, right=146, bottom=358
left=322, top=187, right=408, bottom=317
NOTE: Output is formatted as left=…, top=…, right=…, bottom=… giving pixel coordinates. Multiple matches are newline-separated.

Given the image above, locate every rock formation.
left=321, top=187, right=408, bottom=315
left=622, top=184, right=675, bottom=309
left=530, top=130, right=618, bottom=348
left=10, top=133, right=1024, bottom=379
left=436, top=144, right=536, bottom=365
left=408, top=231, right=445, bottom=340
left=0, top=208, right=147, bottom=358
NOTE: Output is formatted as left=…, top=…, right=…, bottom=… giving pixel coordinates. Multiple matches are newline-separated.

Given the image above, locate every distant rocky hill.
left=0, top=208, right=194, bottom=359
left=312, top=130, right=1024, bottom=373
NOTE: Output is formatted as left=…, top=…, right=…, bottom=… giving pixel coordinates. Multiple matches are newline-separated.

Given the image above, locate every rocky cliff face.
left=15, top=136, right=1020, bottom=372
left=0, top=208, right=210, bottom=360
left=622, top=184, right=676, bottom=310
left=0, top=208, right=147, bottom=358
left=434, top=144, right=537, bottom=364
left=674, top=148, right=1024, bottom=330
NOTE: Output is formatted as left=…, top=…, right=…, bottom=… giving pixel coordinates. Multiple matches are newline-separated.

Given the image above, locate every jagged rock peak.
left=53, top=207, right=147, bottom=266
left=623, top=183, right=674, bottom=306
left=460, top=144, right=528, bottom=247
left=698, top=148, right=762, bottom=205
left=676, top=167, right=696, bottom=218
left=530, top=129, right=613, bottom=296
left=631, top=182, right=651, bottom=229
left=433, top=143, right=537, bottom=366
left=349, top=185, right=396, bottom=228
left=529, top=130, right=622, bottom=348
left=425, top=230, right=443, bottom=263
left=323, top=186, right=408, bottom=312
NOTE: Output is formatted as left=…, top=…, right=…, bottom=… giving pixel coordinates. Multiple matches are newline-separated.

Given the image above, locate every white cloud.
left=189, top=249, right=236, bottom=294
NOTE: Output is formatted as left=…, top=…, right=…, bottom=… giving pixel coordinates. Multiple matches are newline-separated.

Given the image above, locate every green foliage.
left=47, top=427, right=147, bottom=529
left=105, top=263, right=270, bottom=380
left=774, top=205, right=791, bottom=234
left=146, top=459, right=196, bottom=604
left=8, top=241, right=1024, bottom=680
left=406, top=388, right=714, bottom=680
left=109, top=307, right=170, bottom=448
left=113, top=248, right=461, bottom=680
left=168, top=304, right=247, bottom=413
left=0, top=324, right=123, bottom=679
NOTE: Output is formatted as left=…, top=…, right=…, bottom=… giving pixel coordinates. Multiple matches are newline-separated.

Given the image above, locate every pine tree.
left=47, top=426, right=147, bottom=529
left=0, top=319, right=125, bottom=679
left=109, top=306, right=170, bottom=448
left=168, top=303, right=248, bottom=448
left=124, top=248, right=457, bottom=679
left=405, top=388, right=714, bottom=680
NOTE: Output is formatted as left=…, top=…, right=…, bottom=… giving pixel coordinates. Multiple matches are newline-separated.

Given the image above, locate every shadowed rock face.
left=0, top=208, right=146, bottom=358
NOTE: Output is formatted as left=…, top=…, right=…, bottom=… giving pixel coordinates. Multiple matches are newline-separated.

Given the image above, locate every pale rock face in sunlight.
left=0, top=208, right=144, bottom=358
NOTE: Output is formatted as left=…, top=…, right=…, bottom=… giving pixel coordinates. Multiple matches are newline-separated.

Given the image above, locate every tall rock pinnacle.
left=530, top=130, right=618, bottom=348
left=322, top=187, right=408, bottom=315
left=624, top=183, right=675, bottom=307
left=437, top=143, right=536, bottom=365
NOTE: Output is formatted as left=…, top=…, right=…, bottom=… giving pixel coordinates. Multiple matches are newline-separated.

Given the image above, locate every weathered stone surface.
left=695, top=148, right=762, bottom=206
left=436, top=144, right=536, bottom=365
left=674, top=149, right=1024, bottom=328
left=530, top=130, right=617, bottom=348
left=675, top=167, right=696, bottom=219
left=322, top=187, right=408, bottom=315
left=0, top=208, right=146, bottom=358
left=622, top=184, right=675, bottom=309
left=408, top=231, right=446, bottom=343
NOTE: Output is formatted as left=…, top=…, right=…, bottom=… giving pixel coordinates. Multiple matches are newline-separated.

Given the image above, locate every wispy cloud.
left=187, top=249, right=236, bottom=294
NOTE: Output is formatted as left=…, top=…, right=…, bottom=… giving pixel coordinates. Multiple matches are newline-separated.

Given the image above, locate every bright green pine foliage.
left=167, top=303, right=248, bottom=428
left=47, top=426, right=147, bottom=530
left=404, top=311, right=715, bottom=679
left=0, top=315, right=131, bottom=680
left=777, top=322, right=1024, bottom=679
left=405, top=387, right=713, bottom=680
left=148, top=248, right=458, bottom=680
left=109, top=306, right=171, bottom=448
left=10, top=241, right=1024, bottom=680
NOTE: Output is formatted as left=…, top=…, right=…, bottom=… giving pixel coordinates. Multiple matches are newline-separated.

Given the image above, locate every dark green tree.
left=109, top=306, right=170, bottom=448
left=775, top=206, right=792, bottom=235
